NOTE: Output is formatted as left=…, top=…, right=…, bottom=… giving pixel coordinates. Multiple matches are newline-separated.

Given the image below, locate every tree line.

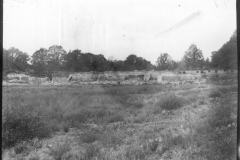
left=3, top=30, right=237, bottom=76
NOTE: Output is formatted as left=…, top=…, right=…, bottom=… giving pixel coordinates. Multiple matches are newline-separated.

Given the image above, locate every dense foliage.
left=183, top=44, right=204, bottom=69
left=156, top=53, right=178, bottom=70
left=211, top=30, right=237, bottom=69
left=3, top=30, right=237, bottom=74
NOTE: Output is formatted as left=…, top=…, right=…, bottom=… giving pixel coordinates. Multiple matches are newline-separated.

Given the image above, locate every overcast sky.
left=3, top=0, right=236, bottom=64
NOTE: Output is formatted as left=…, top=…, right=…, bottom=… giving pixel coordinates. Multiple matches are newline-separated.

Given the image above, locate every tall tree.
left=47, top=45, right=67, bottom=72
left=183, top=44, right=204, bottom=69
left=31, top=48, right=48, bottom=74
left=64, top=49, right=82, bottom=71
left=111, top=60, right=125, bottom=71
left=4, top=47, right=30, bottom=72
left=124, top=54, right=138, bottom=71
left=94, top=54, right=110, bottom=71
left=3, top=49, right=11, bottom=73
left=156, top=53, right=173, bottom=70
left=204, top=57, right=210, bottom=69
left=211, top=30, right=237, bottom=69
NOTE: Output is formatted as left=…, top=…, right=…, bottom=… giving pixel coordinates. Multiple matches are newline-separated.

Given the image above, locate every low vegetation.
left=2, top=78, right=237, bottom=159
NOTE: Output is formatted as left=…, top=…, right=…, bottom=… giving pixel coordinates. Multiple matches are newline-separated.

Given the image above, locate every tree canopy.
left=156, top=53, right=175, bottom=70
left=3, top=47, right=30, bottom=73
left=211, top=30, right=237, bottom=69
left=183, top=44, right=204, bottom=69
left=3, top=29, right=237, bottom=75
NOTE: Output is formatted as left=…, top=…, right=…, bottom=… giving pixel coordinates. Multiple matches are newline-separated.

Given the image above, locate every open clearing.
left=2, top=77, right=238, bottom=160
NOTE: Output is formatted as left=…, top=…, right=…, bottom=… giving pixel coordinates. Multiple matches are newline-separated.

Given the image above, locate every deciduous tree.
left=31, top=48, right=48, bottom=74
left=183, top=44, right=204, bottom=69
left=156, top=53, right=173, bottom=70
left=4, top=47, right=30, bottom=72
left=47, top=45, right=67, bottom=72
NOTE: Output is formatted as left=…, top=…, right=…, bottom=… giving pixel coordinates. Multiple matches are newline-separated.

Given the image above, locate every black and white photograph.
left=2, top=0, right=238, bottom=159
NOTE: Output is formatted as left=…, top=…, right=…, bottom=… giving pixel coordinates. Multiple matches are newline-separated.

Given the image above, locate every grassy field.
left=2, top=78, right=238, bottom=160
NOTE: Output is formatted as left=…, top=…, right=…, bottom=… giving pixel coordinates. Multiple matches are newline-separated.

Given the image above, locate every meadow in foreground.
left=2, top=78, right=238, bottom=160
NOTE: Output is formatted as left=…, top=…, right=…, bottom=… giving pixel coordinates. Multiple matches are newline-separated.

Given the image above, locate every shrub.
left=209, top=90, right=222, bottom=98
left=155, top=93, right=187, bottom=111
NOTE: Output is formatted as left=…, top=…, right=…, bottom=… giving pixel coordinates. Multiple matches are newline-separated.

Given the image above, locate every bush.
left=155, top=93, right=187, bottom=111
